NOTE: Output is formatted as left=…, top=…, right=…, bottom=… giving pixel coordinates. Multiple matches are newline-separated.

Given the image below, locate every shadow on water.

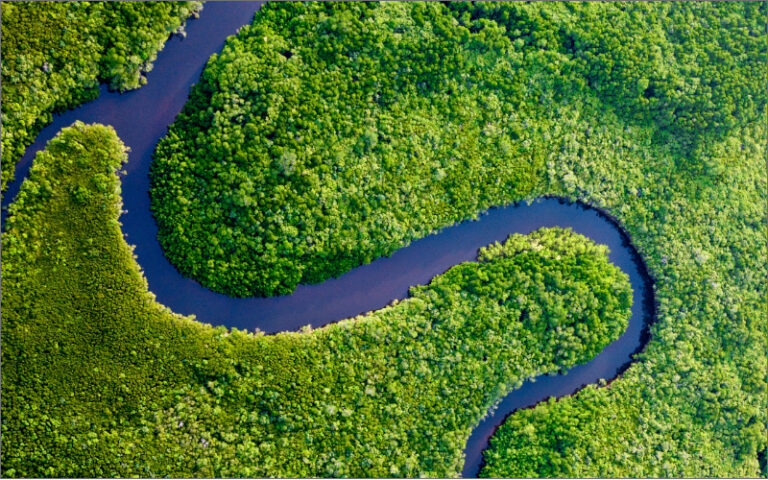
left=1, top=2, right=656, bottom=477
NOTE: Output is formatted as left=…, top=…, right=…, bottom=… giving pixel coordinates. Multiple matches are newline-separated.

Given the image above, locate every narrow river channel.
left=1, top=2, right=655, bottom=477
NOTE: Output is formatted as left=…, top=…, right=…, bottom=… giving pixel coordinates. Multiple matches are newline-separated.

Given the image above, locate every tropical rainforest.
left=1, top=122, right=631, bottom=477
left=1, top=1, right=767, bottom=478
left=0, top=0, right=201, bottom=193
left=151, top=1, right=766, bottom=298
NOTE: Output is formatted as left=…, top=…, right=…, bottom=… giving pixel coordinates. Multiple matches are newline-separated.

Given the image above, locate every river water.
left=0, top=2, right=654, bottom=477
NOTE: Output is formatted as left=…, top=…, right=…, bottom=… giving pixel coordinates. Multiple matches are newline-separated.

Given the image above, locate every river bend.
left=0, top=2, right=655, bottom=477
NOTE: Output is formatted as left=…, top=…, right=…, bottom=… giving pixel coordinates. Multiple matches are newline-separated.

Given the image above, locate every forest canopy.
left=150, top=1, right=544, bottom=297
left=150, top=1, right=767, bottom=297
left=0, top=123, right=630, bottom=477
left=0, top=0, right=201, bottom=193
left=2, top=2, right=766, bottom=477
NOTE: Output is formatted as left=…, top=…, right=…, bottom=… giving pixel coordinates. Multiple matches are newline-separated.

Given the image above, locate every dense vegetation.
left=151, top=1, right=766, bottom=298
left=150, top=1, right=543, bottom=296
left=449, top=2, right=767, bottom=155
left=0, top=0, right=201, bottom=193
left=3, top=2, right=766, bottom=477
left=470, top=3, right=767, bottom=476
left=0, top=123, right=631, bottom=477
left=149, top=1, right=767, bottom=476
left=480, top=113, right=767, bottom=478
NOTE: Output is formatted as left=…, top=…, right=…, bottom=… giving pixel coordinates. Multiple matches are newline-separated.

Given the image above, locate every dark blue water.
left=0, top=2, right=654, bottom=477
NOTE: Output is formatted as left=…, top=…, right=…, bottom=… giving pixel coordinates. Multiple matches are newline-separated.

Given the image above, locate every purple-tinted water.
left=0, top=2, right=654, bottom=477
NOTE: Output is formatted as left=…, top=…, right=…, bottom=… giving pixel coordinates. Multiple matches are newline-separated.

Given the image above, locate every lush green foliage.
left=4, top=1, right=766, bottom=477
left=150, top=2, right=766, bottom=476
left=0, top=0, right=201, bottom=193
left=473, top=4, right=768, bottom=475
left=448, top=2, right=767, bottom=155
left=151, top=2, right=766, bottom=298
left=0, top=123, right=630, bottom=477
left=150, top=1, right=544, bottom=297
left=480, top=110, right=767, bottom=478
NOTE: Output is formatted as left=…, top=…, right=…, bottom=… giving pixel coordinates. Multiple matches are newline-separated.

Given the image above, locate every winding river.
left=0, top=2, right=655, bottom=477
